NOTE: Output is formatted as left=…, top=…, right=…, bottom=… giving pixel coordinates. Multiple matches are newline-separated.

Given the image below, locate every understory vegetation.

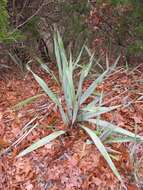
left=15, top=32, right=143, bottom=185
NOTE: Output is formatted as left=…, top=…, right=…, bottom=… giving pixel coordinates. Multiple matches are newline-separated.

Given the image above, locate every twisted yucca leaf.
left=87, top=119, right=143, bottom=141
left=78, top=106, right=120, bottom=121
left=27, top=65, right=69, bottom=125
left=54, top=31, right=75, bottom=121
left=72, top=54, right=94, bottom=124
left=17, top=130, right=65, bottom=158
left=80, top=126, right=123, bottom=182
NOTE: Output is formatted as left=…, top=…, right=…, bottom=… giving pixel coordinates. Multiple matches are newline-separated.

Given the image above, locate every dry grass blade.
left=12, top=94, right=44, bottom=110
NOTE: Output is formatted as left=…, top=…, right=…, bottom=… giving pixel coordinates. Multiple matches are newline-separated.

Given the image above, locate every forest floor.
left=0, top=63, right=143, bottom=190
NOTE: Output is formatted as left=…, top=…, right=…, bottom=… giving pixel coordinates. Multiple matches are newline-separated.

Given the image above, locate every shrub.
left=110, top=0, right=143, bottom=55
left=0, top=0, right=21, bottom=43
left=17, top=32, right=143, bottom=184
left=89, top=0, right=143, bottom=62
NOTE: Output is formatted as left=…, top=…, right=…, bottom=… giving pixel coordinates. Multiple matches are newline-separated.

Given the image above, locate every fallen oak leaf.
left=0, top=138, right=9, bottom=148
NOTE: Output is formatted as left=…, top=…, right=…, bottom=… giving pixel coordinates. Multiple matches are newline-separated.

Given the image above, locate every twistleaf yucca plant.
left=17, top=31, right=143, bottom=183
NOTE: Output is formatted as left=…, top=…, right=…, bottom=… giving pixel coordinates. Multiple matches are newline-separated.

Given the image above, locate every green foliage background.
left=0, top=0, right=91, bottom=69
left=0, top=0, right=143, bottom=68
left=107, top=0, right=143, bottom=55
left=0, top=0, right=21, bottom=43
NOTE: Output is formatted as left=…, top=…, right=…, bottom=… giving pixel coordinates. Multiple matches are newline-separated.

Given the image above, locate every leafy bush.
left=0, top=0, right=24, bottom=71
left=1, top=0, right=90, bottom=71
left=109, top=0, right=143, bottom=55
left=90, top=0, right=143, bottom=62
left=61, top=0, right=91, bottom=53
left=0, top=0, right=21, bottom=43
left=17, top=32, right=143, bottom=183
